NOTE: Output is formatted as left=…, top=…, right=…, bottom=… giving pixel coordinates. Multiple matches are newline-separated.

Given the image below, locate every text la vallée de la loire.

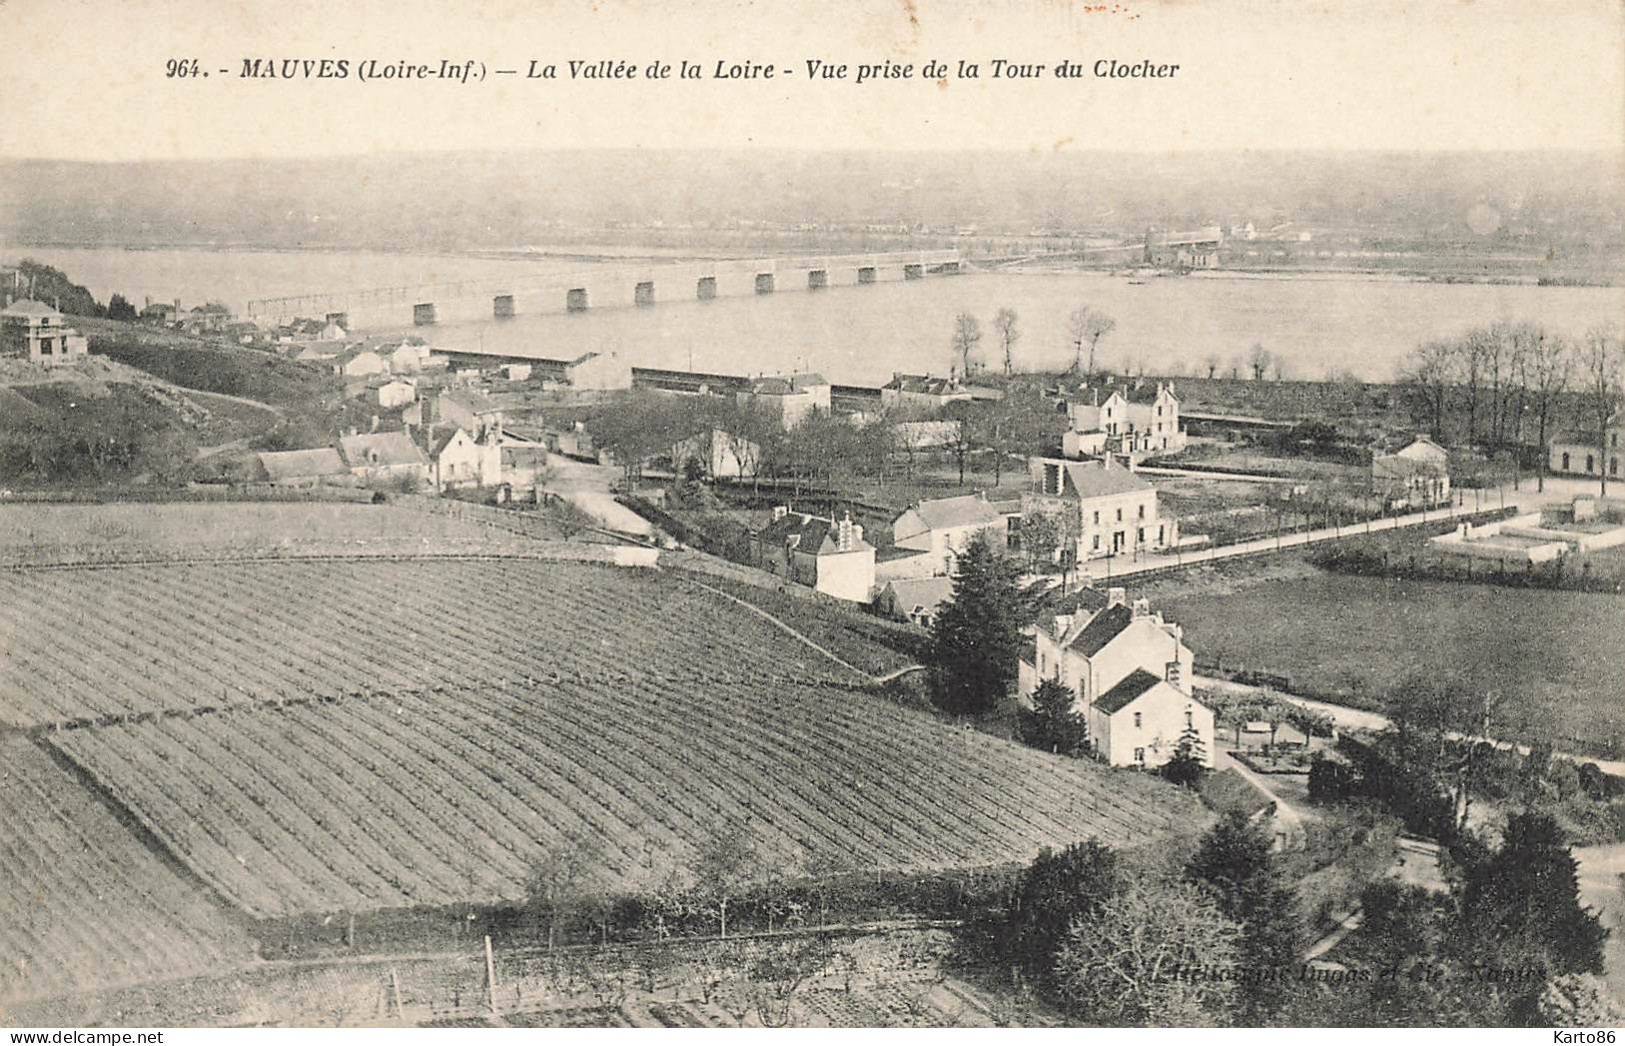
left=173, top=57, right=1180, bottom=83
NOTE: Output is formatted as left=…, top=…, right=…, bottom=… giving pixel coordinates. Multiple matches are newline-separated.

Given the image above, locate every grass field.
left=1162, top=572, right=1625, bottom=758
left=0, top=738, right=253, bottom=1006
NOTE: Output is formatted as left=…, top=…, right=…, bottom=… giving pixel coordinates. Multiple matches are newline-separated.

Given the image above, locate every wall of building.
left=1093, top=684, right=1215, bottom=769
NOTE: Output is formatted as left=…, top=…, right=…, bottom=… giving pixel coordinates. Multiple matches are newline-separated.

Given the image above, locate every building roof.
left=257, top=447, right=349, bottom=481
left=758, top=510, right=870, bottom=555
left=746, top=372, right=828, bottom=396
left=1062, top=459, right=1153, bottom=499
left=1373, top=452, right=1447, bottom=480
left=1122, top=382, right=1176, bottom=405
left=426, top=427, right=472, bottom=458
left=1093, top=668, right=1165, bottom=714
left=884, top=576, right=956, bottom=613
left=338, top=431, right=428, bottom=469
left=1, top=299, right=58, bottom=319
left=439, top=388, right=502, bottom=414
left=1062, top=603, right=1134, bottom=656
left=910, top=493, right=1010, bottom=531
left=884, top=373, right=962, bottom=396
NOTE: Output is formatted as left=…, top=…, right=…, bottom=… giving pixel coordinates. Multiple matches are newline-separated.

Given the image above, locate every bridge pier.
left=413, top=303, right=437, bottom=326
left=857, top=266, right=877, bottom=284
left=566, top=288, right=589, bottom=312
left=492, top=294, right=515, bottom=319
left=903, top=264, right=923, bottom=280
left=634, top=281, right=656, bottom=306
left=754, top=273, right=776, bottom=294
left=807, top=269, right=828, bottom=290
left=696, top=276, right=717, bottom=300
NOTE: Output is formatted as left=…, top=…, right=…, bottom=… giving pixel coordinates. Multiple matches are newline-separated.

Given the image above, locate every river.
left=7, top=245, right=1622, bottom=386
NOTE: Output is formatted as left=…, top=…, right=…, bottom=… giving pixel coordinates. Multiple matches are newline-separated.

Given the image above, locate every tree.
left=927, top=534, right=1024, bottom=717
left=992, top=307, right=1020, bottom=378
left=1247, top=342, right=1272, bottom=382
left=1460, top=811, right=1607, bottom=977
left=1020, top=679, right=1087, bottom=756
left=1161, top=724, right=1208, bottom=789
left=951, top=312, right=983, bottom=379
left=999, top=840, right=1122, bottom=986
left=1054, top=876, right=1241, bottom=1026
left=106, top=293, right=137, bottom=321
left=1576, top=324, right=1622, bottom=495
left=1186, top=812, right=1300, bottom=1022
left=1019, top=509, right=1061, bottom=575
left=1202, top=353, right=1220, bottom=380
left=1525, top=328, right=1573, bottom=492
left=524, top=837, right=590, bottom=952
left=1066, top=307, right=1116, bottom=376
left=692, top=826, right=759, bottom=940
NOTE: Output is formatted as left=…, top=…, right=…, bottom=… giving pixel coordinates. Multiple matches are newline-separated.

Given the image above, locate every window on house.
left=1137, top=504, right=1146, bottom=520
left=1133, top=712, right=1142, bottom=729
left=1562, top=452, right=1571, bottom=471
left=1137, top=527, right=1145, bottom=543
left=1091, top=534, right=1101, bottom=550
left=1587, top=454, right=1596, bottom=473
left=1186, top=707, right=1194, bottom=727
left=1158, top=525, right=1166, bottom=544
left=1092, top=510, right=1100, bottom=525
left=1157, top=405, right=1163, bottom=416
left=1134, top=747, right=1145, bottom=764
left=1612, top=458, right=1619, bottom=477
left=1115, top=508, right=1123, bottom=522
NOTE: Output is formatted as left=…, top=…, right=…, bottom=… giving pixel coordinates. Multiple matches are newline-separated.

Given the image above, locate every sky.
left=1, top=0, right=1622, bottom=161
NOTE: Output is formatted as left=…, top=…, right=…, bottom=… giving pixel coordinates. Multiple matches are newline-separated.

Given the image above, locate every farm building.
left=254, top=448, right=351, bottom=487
left=753, top=507, right=876, bottom=603
left=1025, top=454, right=1177, bottom=560
left=1018, top=588, right=1213, bottom=770
left=1372, top=435, right=1451, bottom=508
left=890, top=492, right=1019, bottom=575
left=337, top=431, right=430, bottom=487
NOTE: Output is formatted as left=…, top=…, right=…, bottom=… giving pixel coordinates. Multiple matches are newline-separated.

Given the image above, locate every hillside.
left=0, top=737, right=255, bottom=1005
left=2, top=553, right=1204, bottom=937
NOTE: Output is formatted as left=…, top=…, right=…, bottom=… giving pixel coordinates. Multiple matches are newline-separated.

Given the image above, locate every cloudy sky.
left=2, top=0, right=1621, bottom=160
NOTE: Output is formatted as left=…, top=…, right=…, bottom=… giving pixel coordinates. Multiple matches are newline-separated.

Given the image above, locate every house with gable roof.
left=337, top=431, right=430, bottom=488
left=753, top=507, right=876, bottom=603
left=1018, top=588, right=1213, bottom=769
left=1371, top=435, right=1451, bottom=508
left=737, top=373, right=831, bottom=430
left=1025, top=454, right=1177, bottom=560
left=891, top=492, right=1021, bottom=574
left=1063, top=381, right=1186, bottom=458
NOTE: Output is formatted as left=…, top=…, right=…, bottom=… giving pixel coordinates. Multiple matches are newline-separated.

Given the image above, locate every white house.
left=1018, top=588, right=1213, bottom=769
left=369, top=378, right=417, bottom=410
left=1549, top=418, right=1622, bottom=483
left=738, top=373, right=831, bottom=430
left=1065, top=382, right=1186, bottom=457
left=891, top=492, right=1019, bottom=574
left=426, top=427, right=501, bottom=490
left=1025, top=455, right=1177, bottom=560
left=1372, top=435, right=1451, bottom=508
left=754, top=508, right=875, bottom=603
left=875, top=576, right=956, bottom=628
left=0, top=300, right=88, bottom=367
left=331, top=347, right=389, bottom=380
left=376, top=339, right=433, bottom=375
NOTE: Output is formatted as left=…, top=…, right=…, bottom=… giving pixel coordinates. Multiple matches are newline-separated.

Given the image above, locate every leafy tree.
left=1247, top=342, right=1272, bottom=381
left=999, top=840, right=1122, bottom=987
left=692, top=825, right=758, bottom=939
left=1020, top=679, right=1087, bottom=756
left=1307, top=755, right=1356, bottom=804
left=106, top=293, right=138, bottom=321
left=927, top=534, right=1023, bottom=716
left=1459, top=811, right=1606, bottom=977
left=1054, top=876, right=1241, bottom=1026
left=1186, top=812, right=1300, bottom=1022
left=1161, top=724, right=1208, bottom=789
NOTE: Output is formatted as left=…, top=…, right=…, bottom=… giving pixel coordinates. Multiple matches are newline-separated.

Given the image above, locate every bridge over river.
left=246, top=250, right=964, bottom=328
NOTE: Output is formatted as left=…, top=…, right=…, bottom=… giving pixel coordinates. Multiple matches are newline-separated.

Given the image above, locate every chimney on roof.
left=1108, top=586, right=1126, bottom=608
left=1132, top=597, right=1150, bottom=619
left=1054, top=614, right=1073, bottom=636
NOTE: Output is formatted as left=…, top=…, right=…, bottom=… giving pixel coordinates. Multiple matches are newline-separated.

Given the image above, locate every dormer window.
left=1133, top=712, right=1142, bottom=729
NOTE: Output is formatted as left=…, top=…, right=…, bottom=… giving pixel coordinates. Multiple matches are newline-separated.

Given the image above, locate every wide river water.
left=10, top=245, right=1622, bottom=386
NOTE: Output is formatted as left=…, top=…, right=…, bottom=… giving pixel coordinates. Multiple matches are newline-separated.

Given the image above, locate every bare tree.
left=1525, top=329, right=1573, bottom=492
left=1399, top=340, right=1458, bottom=442
left=1247, top=342, right=1272, bottom=381
left=992, top=307, right=1020, bottom=378
left=1576, top=324, right=1624, bottom=495
left=951, top=312, right=983, bottom=379
left=692, top=826, right=758, bottom=939
left=1202, top=353, right=1220, bottom=380
left=1067, top=307, right=1116, bottom=376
